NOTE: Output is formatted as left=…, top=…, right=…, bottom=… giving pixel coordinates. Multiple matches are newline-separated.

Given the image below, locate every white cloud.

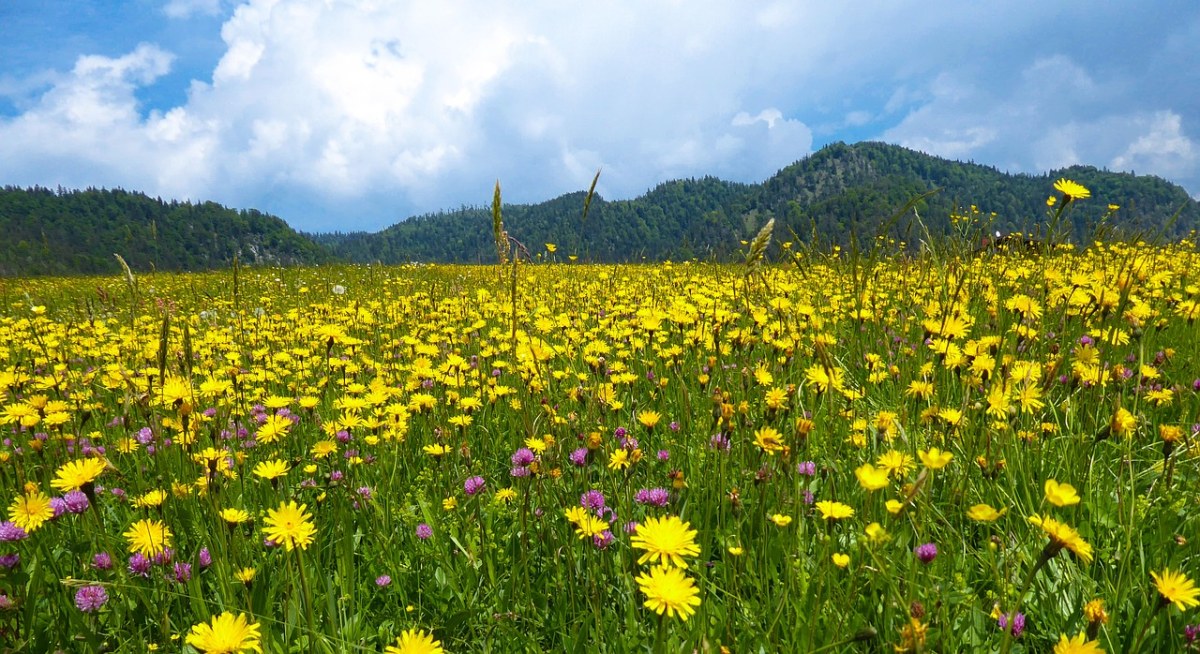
left=1, top=1, right=1198, bottom=228
left=883, top=56, right=1200, bottom=193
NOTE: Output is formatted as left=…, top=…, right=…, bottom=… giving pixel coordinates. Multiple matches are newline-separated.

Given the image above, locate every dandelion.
left=635, top=565, right=702, bottom=621
left=50, top=458, right=107, bottom=492
left=8, top=491, right=53, bottom=533
left=385, top=628, right=444, bottom=654
left=1052, top=631, right=1104, bottom=654
left=1053, top=178, right=1091, bottom=202
left=1152, top=568, right=1200, bottom=611
left=1029, top=514, right=1093, bottom=564
left=754, top=426, right=786, bottom=455
left=262, top=501, right=316, bottom=551
left=638, top=410, right=661, bottom=429
left=815, top=500, right=854, bottom=520
left=186, top=611, right=263, bottom=653
left=252, top=459, right=290, bottom=481
left=630, top=515, right=701, bottom=568
left=124, top=519, right=173, bottom=557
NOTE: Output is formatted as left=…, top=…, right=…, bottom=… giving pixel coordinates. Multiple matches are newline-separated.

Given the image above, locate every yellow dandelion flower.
left=125, top=519, right=173, bottom=557
left=385, top=628, right=445, bottom=654
left=186, top=611, right=262, bottom=653
left=8, top=490, right=53, bottom=533
left=262, top=501, right=316, bottom=551
left=1151, top=568, right=1200, bottom=611
left=635, top=565, right=702, bottom=621
left=630, top=515, right=701, bottom=568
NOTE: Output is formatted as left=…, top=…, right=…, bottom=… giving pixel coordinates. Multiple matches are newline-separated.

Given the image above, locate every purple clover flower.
left=569, top=447, right=589, bottom=467
left=580, top=490, right=606, bottom=511
left=634, top=488, right=671, bottom=507
left=0, top=522, right=27, bottom=542
left=416, top=523, right=433, bottom=540
left=998, top=612, right=1026, bottom=638
left=376, top=575, right=392, bottom=587
left=92, top=552, right=113, bottom=570
left=914, top=543, right=938, bottom=564
left=511, top=448, right=536, bottom=467
left=74, top=585, right=108, bottom=613
left=464, top=476, right=486, bottom=496
left=128, top=553, right=151, bottom=577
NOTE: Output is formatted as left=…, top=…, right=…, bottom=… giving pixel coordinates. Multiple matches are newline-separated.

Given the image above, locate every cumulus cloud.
left=1, top=0, right=1198, bottom=229
left=883, top=56, right=1200, bottom=195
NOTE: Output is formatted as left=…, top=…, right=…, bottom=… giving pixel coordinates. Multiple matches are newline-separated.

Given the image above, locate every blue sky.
left=2, top=1, right=1197, bottom=233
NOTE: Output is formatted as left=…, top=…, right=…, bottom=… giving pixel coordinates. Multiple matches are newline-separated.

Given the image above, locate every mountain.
left=0, top=186, right=330, bottom=276
left=3, top=142, right=1197, bottom=276
left=319, top=142, right=1200, bottom=263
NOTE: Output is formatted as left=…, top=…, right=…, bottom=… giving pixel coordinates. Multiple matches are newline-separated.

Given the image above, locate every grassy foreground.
left=1, top=188, right=1199, bottom=653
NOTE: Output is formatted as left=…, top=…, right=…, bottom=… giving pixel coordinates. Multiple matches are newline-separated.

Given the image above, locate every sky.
left=1, top=1, right=1197, bottom=233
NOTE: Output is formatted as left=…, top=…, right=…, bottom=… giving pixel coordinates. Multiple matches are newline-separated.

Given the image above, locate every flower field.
left=1, top=187, right=1199, bottom=652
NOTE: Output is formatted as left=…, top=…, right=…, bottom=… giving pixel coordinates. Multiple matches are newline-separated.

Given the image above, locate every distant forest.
left=2, top=142, right=1197, bottom=276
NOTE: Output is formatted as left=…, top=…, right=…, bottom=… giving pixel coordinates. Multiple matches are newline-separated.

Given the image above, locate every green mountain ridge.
left=0, top=186, right=330, bottom=276
left=318, top=141, right=1200, bottom=263
left=2, top=142, right=1197, bottom=276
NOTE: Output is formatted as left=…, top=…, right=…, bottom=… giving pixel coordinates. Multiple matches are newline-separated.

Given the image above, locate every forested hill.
left=3, top=142, right=1198, bottom=275
left=0, top=187, right=329, bottom=276
left=319, top=142, right=1200, bottom=263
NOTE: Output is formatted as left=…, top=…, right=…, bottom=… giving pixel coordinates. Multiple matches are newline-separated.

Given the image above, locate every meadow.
left=0, top=181, right=1198, bottom=652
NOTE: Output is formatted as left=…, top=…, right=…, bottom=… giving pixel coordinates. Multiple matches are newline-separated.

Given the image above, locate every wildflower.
left=221, top=508, right=251, bottom=525
left=74, top=585, right=108, bottom=613
left=998, top=611, right=1026, bottom=638
left=865, top=522, right=889, bottom=544
left=174, top=561, right=192, bottom=583
left=198, top=548, right=212, bottom=569
left=630, top=515, right=701, bottom=568
left=573, top=515, right=610, bottom=540
left=133, top=489, right=168, bottom=509
left=1052, top=631, right=1104, bottom=654
left=186, top=611, right=263, bottom=653
left=124, top=519, right=173, bottom=557
left=918, top=447, right=953, bottom=470
left=967, top=504, right=1007, bottom=522
left=832, top=553, right=850, bottom=568
left=638, top=410, right=661, bottom=429
left=1053, top=178, right=1091, bottom=202
left=634, top=488, right=670, bottom=507
left=8, top=491, right=53, bottom=533
left=234, top=567, right=256, bottom=585
left=635, top=565, right=702, bottom=621
left=815, top=501, right=854, bottom=520
left=608, top=449, right=631, bottom=470
left=464, top=476, right=486, bottom=496
left=252, top=459, right=290, bottom=481
left=62, top=490, right=90, bottom=513
left=376, top=575, right=392, bottom=587
left=93, top=552, right=113, bottom=570
left=50, top=458, right=107, bottom=492
left=914, top=543, right=938, bottom=564
left=569, top=447, right=588, bottom=466
left=511, top=448, right=536, bottom=466
left=876, top=451, right=915, bottom=477
left=727, top=545, right=744, bottom=556
left=385, top=628, right=444, bottom=654
left=442, top=497, right=457, bottom=511
left=128, top=553, right=152, bottom=577
left=262, top=501, right=317, bottom=551
left=855, top=463, right=890, bottom=491
left=580, top=490, right=606, bottom=510
left=754, top=426, right=786, bottom=455
left=1152, top=568, right=1200, bottom=611
left=1044, top=479, right=1081, bottom=507
left=1029, top=514, right=1093, bottom=564
left=770, top=513, right=793, bottom=527
left=416, top=523, right=433, bottom=540
left=493, top=488, right=517, bottom=504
